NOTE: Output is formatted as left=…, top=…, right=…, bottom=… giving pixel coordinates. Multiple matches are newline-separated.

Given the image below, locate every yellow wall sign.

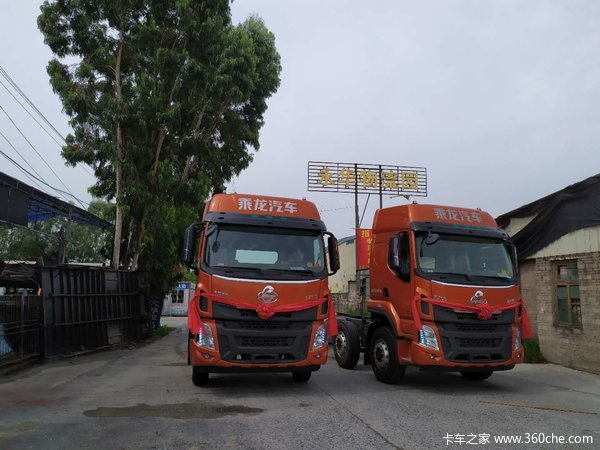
left=308, top=161, right=427, bottom=196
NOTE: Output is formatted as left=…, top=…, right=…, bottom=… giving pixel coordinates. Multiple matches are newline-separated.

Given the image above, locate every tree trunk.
left=111, top=38, right=125, bottom=269
left=130, top=207, right=148, bottom=271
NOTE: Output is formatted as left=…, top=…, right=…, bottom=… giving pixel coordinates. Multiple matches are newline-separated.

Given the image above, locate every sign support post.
left=353, top=163, right=360, bottom=310
left=307, top=161, right=428, bottom=316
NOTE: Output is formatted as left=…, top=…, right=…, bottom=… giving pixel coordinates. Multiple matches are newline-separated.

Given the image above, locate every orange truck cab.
left=181, top=193, right=340, bottom=386
left=334, top=203, right=533, bottom=383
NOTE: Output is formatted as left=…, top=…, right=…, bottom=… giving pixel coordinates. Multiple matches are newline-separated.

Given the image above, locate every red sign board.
left=357, top=228, right=373, bottom=270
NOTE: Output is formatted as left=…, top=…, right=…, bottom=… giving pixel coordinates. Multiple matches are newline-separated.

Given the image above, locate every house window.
left=555, top=261, right=581, bottom=326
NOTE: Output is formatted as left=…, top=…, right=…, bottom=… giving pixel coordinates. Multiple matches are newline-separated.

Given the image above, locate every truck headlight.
left=313, top=324, right=326, bottom=350
left=197, top=321, right=215, bottom=350
left=515, top=327, right=522, bottom=350
left=418, top=325, right=439, bottom=350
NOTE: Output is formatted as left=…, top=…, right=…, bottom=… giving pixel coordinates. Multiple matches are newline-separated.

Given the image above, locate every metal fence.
left=0, top=294, right=43, bottom=368
left=41, top=267, right=147, bottom=356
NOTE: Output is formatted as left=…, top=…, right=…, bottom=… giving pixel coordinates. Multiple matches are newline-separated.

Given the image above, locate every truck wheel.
left=460, top=371, right=493, bottom=381
left=334, top=321, right=360, bottom=369
left=292, top=371, right=312, bottom=383
left=192, top=367, right=209, bottom=386
left=370, top=327, right=405, bottom=384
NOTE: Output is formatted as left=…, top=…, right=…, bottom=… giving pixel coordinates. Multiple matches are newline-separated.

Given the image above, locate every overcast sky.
left=1, top=1, right=599, bottom=239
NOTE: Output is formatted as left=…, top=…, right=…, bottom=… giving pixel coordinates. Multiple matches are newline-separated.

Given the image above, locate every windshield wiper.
left=216, top=266, right=264, bottom=274
left=265, top=268, right=316, bottom=276
left=432, top=271, right=472, bottom=282
left=471, top=274, right=514, bottom=282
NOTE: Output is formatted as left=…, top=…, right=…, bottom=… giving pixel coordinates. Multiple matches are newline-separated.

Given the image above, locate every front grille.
left=433, top=305, right=514, bottom=363
left=238, top=321, right=292, bottom=331
left=454, top=323, right=504, bottom=332
left=457, top=337, right=502, bottom=348
left=454, top=312, right=503, bottom=321
left=213, top=302, right=317, bottom=363
left=240, top=336, right=294, bottom=347
left=238, top=309, right=293, bottom=319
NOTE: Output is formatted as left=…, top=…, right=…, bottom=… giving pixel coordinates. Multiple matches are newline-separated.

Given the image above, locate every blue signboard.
left=176, top=282, right=191, bottom=290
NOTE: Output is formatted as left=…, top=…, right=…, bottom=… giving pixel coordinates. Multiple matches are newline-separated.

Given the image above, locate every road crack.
left=316, top=386, right=404, bottom=450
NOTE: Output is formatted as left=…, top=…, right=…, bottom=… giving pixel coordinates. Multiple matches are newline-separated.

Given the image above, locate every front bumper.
left=406, top=305, right=524, bottom=370
left=190, top=303, right=329, bottom=371
left=190, top=339, right=328, bottom=370
left=407, top=339, right=523, bottom=370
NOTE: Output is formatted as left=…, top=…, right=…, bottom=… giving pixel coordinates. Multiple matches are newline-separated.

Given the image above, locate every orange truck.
left=181, top=193, right=339, bottom=386
left=334, top=203, right=533, bottom=383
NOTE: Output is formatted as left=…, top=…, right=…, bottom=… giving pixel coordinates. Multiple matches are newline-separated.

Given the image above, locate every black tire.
left=192, top=367, right=209, bottom=386
left=334, top=321, right=361, bottom=369
left=460, top=371, right=493, bottom=381
left=292, top=371, right=312, bottom=383
left=370, top=327, right=405, bottom=384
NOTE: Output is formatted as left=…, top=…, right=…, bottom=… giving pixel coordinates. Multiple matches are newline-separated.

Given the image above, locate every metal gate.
left=41, top=267, right=146, bottom=356
left=0, top=294, right=43, bottom=368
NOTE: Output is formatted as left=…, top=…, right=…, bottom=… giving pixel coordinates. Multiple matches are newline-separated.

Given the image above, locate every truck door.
left=388, top=231, right=415, bottom=323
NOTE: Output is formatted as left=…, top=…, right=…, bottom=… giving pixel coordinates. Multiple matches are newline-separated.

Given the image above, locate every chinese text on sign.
left=307, top=161, right=427, bottom=196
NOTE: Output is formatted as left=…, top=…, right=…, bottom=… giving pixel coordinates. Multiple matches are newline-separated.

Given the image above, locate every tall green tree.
left=38, top=1, right=281, bottom=291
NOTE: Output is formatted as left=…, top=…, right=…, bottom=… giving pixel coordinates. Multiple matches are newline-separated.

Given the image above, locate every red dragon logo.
left=257, top=285, right=278, bottom=303
left=470, top=290, right=487, bottom=305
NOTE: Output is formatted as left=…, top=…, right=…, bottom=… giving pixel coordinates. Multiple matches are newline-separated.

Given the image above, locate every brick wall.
left=519, top=260, right=538, bottom=330
left=534, top=252, right=600, bottom=374
left=332, top=281, right=365, bottom=315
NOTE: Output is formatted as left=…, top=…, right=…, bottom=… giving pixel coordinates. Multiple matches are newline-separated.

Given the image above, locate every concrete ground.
left=0, top=316, right=598, bottom=449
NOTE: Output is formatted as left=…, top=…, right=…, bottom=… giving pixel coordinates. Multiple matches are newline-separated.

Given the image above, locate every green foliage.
left=0, top=200, right=114, bottom=264
left=178, top=270, right=197, bottom=283
left=524, top=338, right=547, bottom=364
left=153, top=325, right=174, bottom=339
left=0, top=222, right=57, bottom=262
left=38, top=1, right=281, bottom=294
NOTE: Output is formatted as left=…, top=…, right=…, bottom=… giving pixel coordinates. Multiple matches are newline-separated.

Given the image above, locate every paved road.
left=0, top=317, right=598, bottom=449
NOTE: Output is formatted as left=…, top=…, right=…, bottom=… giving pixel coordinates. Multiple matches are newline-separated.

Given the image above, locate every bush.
left=153, top=325, right=174, bottom=340
left=524, top=338, right=547, bottom=363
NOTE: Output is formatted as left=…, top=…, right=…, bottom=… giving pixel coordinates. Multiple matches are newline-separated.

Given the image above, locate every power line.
left=0, top=144, right=87, bottom=205
left=0, top=65, right=94, bottom=177
left=0, top=65, right=65, bottom=143
left=0, top=219, right=106, bottom=251
left=0, top=150, right=49, bottom=195
left=0, top=218, right=59, bottom=240
left=0, top=144, right=52, bottom=195
left=0, top=130, right=50, bottom=193
left=0, top=78, right=64, bottom=148
left=0, top=104, right=87, bottom=208
left=319, top=205, right=354, bottom=213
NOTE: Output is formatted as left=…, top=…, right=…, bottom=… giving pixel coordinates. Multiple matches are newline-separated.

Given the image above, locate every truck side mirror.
left=182, top=223, right=198, bottom=267
left=326, top=233, right=340, bottom=275
left=388, top=232, right=410, bottom=282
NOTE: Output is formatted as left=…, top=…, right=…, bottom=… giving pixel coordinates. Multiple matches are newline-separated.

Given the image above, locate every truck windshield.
left=203, top=224, right=327, bottom=280
left=415, top=232, right=516, bottom=284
